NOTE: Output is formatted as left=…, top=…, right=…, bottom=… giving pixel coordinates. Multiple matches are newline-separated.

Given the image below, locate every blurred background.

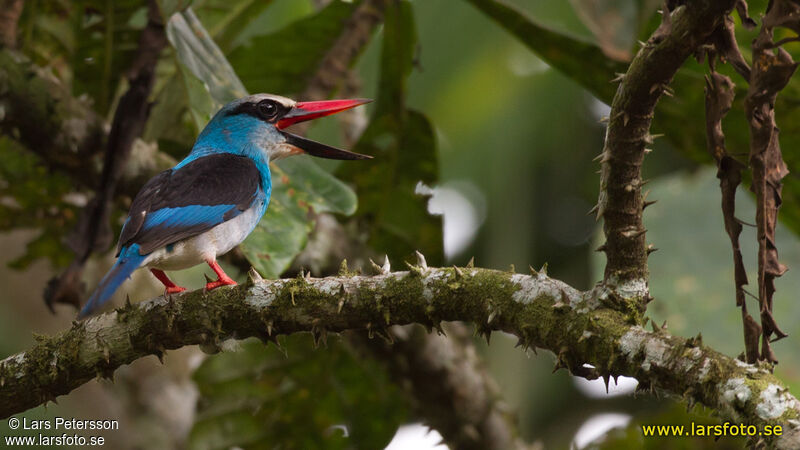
left=1, top=0, right=799, bottom=448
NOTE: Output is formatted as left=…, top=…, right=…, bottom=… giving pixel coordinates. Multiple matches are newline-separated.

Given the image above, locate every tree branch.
left=2, top=266, right=799, bottom=446
left=352, top=323, right=528, bottom=450
left=44, top=0, right=168, bottom=311
left=595, top=0, right=737, bottom=306
left=0, top=0, right=24, bottom=49
left=0, top=50, right=106, bottom=189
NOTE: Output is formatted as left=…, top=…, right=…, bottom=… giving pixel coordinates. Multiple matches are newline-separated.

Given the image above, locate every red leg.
left=150, top=269, right=187, bottom=294
left=205, top=259, right=237, bottom=290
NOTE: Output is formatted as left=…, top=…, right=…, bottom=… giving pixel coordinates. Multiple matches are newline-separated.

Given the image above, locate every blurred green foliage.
left=189, top=337, right=407, bottom=450
left=338, top=0, right=443, bottom=265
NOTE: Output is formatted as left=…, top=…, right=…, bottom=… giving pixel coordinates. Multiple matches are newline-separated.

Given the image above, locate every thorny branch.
left=742, top=0, right=797, bottom=364
left=595, top=0, right=737, bottom=307
left=1, top=265, right=799, bottom=447
left=1, top=2, right=522, bottom=445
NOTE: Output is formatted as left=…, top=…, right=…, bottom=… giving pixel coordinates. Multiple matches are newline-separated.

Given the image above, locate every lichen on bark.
left=2, top=266, right=799, bottom=447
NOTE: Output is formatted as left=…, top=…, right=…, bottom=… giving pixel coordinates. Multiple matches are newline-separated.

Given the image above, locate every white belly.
left=142, top=205, right=263, bottom=271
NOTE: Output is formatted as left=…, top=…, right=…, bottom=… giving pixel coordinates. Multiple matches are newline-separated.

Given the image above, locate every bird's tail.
left=79, top=245, right=146, bottom=318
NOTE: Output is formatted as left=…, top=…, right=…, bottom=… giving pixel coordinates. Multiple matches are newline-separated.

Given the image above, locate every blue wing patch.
left=117, top=153, right=263, bottom=255
left=143, top=204, right=239, bottom=229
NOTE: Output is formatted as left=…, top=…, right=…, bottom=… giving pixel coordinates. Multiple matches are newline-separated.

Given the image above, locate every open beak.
left=277, top=98, right=372, bottom=160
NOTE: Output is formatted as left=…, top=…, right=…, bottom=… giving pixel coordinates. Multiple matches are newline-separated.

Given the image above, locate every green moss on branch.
left=1, top=266, right=798, bottom=447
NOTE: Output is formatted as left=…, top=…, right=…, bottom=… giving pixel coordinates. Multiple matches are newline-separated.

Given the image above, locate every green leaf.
left=188, top=337, right=407, bottom=450
left=0, top=138, right=76, bottom=269
left=468, top=0, right=800, bottom=238
left=72, top=0, right=147, bottom=113
left=338, top=0, right=443, bottom=264
left=228, top=0, right=361, bottom=96
left=165, top=8, right=359, bottom=278
left=465, top=0, right=627, bottom=103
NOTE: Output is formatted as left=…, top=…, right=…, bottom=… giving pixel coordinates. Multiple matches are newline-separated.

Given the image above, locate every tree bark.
left=2, top=265, right=799, bottom=447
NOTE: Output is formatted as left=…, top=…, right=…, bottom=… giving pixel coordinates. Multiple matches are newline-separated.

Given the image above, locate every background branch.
left=2, top=266, right=799, bottom=447
left=44, top=0, right=168, bottom=311
left=595, top=0, right=737, bottom=305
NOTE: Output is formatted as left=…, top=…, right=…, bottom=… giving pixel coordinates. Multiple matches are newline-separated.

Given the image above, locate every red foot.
left=150, top=269, right=187, bottom=294
left=204, top=260, right=238, bottom=290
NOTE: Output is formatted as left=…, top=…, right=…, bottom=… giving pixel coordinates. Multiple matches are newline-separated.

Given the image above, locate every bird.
left=79, top=94, right=371, bottom=318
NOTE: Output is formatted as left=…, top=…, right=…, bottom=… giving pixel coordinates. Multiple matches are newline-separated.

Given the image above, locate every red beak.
left=277, top=98, right=373, bottom=160
left=276, top=98, right=372, bottom=130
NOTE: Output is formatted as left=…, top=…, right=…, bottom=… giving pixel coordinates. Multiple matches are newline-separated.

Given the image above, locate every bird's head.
left=200, top=93, right=372, bottom=161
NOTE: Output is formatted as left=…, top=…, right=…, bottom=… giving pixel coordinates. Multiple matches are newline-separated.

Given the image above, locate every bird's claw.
left=204, top=278, right=237, bottom=291
left=165, top=286, right=186, bottom=295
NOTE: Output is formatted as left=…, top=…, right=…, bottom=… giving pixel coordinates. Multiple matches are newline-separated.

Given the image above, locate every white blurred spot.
left=572, top=413, right=632, bottom=449
left=325, top=424, right=349, bottom=438
left=507, top=46, right=549, bottom=77
left=424, top=181, right=487, bottom=260
left=574, top=373, right=638, bottom=398
left=385, top=424, right=448, bottom=450
left=590, top=98, right=611, bottom=121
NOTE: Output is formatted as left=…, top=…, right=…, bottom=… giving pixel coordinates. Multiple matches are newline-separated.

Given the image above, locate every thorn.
left=610, top=72, right=625, bottom=83
left=599, top=116, right=609, bottom=124
left=623, top=113, right=629, bottom=127
left=124, top=295, right=132, bottom=309
left=593, top=151, right=606, bottom=162
left=370, top=258, right=383, bottom=274
left=595, top=243, right=607, bottom=253
left=305, top=270, right=312, bottom=280
left=415, top=250, right=428, bottom=271
left=453, top=265, right=464, bottom=278
left=647, top=244, right=658, bottom=254
left=644, top=148, right=653, bottom=154
left=338, top=259, right=350, bottom=276
left=405, top=261, right=423, bottom=275
left=650, top=319, right=659, bottom=333
left=382, top=255, right=391, bottom=274
left=508, top=264, right=515, bottom=273
left=621, top=228, right=647, bottom=238
left=266, top=320, right=274, bottom=336
left=539, top=263, right=548, bottom=276
left=529, top=265, right=538, bottom=276
left=603, top=374, right=611, bottom=393
left=466, top=257, right=475, bottom=268
left=338, top=298, right=345, bottom=314
left=247, top=267, right=263, bottom=284
left=487, top=310, right=497, bottom=324
left=587, top=204, right=599, bottom=216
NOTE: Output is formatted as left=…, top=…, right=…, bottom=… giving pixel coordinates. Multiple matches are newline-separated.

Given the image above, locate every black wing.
left=117, top=153, right=262, bottom=255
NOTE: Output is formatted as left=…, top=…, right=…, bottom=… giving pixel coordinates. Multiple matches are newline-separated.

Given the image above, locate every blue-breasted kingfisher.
left=79, top=94, right=371, bottom=318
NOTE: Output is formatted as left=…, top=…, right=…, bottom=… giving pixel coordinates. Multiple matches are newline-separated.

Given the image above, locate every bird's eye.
left=257, top=100, right=279, bottom=120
